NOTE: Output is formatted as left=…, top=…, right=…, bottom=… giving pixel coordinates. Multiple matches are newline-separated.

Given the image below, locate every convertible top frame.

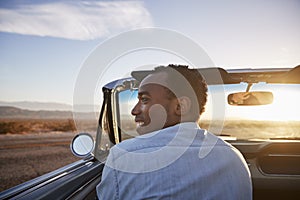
left=131, top=65, right=300, bottom=85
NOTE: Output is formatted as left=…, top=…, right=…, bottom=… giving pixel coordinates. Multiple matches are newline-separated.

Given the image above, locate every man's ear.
left=175, top=96, right=191, bottom=116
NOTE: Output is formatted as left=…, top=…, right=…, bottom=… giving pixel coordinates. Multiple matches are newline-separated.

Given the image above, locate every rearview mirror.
left=70, top=133, right=95, bottom=158
left=228, top=91, right=273, bottom=106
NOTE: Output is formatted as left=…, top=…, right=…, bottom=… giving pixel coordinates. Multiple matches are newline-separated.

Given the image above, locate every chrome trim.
left=111, top=87, right=120, bottom=144
left=110, top=79, right=136, bottom=144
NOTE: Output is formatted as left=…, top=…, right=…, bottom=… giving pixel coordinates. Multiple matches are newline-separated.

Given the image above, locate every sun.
left=267, top=86, right=300, bottom=121
left=234, top=85, right=300, bottom=121
left=203, top=84, right=300, bottom=122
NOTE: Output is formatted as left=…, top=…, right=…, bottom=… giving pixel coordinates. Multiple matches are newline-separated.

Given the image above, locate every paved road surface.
left=0, top=132, right=81, bottom=192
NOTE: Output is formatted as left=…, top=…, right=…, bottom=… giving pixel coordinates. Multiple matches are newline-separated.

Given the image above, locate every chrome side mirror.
left=70, top=133, right=95, bottom=158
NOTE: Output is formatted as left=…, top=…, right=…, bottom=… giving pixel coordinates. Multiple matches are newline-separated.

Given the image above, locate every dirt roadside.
left=0, top=132, right=81, bottom=192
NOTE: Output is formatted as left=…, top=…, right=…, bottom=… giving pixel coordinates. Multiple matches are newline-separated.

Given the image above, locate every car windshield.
left=118, top=82, right=300, bottom=140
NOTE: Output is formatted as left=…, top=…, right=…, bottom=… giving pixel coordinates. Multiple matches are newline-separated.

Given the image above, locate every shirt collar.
left=137, top=122, right=199, bottom=139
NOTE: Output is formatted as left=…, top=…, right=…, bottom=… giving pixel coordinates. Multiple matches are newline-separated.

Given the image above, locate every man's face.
left=131, top=72, right=179, bottom=134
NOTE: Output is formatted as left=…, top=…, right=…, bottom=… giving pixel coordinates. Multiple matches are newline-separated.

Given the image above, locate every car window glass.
left=117, top=83, right=300, bottom=140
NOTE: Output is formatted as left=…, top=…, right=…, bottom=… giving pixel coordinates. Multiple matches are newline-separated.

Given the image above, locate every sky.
left=0, top=0, right=300, bottom=108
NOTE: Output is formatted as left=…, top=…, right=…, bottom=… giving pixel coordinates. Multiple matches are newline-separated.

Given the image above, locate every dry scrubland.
left=122, top=119, right=300, bottom=139
left=200, top=120, right=300, bottom=139
left=0, top=118, right=98, bottom=134
left=0, top=118, right=76, bottom=134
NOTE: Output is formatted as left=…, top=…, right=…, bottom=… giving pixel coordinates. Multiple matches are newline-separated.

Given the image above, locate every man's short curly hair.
left=152, top=64, right=208, bottom=119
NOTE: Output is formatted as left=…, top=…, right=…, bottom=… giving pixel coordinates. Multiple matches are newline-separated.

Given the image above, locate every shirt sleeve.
left=96, top=149, right=119, bottom=200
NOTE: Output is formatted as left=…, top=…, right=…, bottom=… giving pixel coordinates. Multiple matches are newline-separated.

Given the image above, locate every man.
left=97, top=64, right=252, bottom=199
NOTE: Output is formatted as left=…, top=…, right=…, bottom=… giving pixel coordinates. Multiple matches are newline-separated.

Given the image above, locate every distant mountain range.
left=0, top=106, right=98, bottom=120
left=0, top=101, right=100, bottom=112
left=0, top=101, right=72, bottom=111
left=0, top=106, right=69, bottom=119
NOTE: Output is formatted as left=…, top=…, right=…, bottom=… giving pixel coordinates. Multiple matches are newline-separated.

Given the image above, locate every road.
left=0, top=132, right=80, bottom=192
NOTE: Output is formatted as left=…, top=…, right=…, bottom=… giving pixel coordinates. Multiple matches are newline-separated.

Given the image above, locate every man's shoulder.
left=112, top=125, right=209, bottom=153
left=111, top=130, right=169, bottom=153
left=113, top=136, right=143, bottom=151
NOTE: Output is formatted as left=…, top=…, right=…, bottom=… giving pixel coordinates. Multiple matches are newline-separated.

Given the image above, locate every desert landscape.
left=1, top=106, right=300, bottom=192
left=121, top=118, right=300, bottom=140
left=0, top=106, right=98, bottom=192
left=0, top=132, right=78, bottom=191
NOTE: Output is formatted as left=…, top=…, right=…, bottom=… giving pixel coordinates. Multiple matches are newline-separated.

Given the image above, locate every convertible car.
left=1, top=65, right=299, bottom=200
